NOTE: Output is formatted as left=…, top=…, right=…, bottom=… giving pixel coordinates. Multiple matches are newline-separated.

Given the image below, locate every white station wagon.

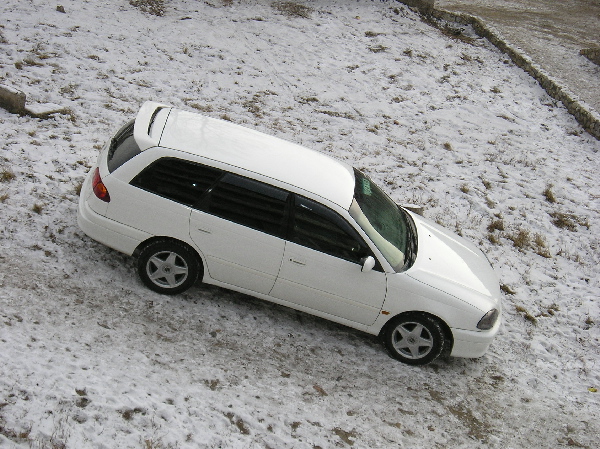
left=78, top=101, right=501, bottom=365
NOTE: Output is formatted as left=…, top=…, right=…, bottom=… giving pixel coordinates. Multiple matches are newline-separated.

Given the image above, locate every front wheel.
left=137, top=241, right=201, bottom=295
left=382, top=314, right=446, bottom=365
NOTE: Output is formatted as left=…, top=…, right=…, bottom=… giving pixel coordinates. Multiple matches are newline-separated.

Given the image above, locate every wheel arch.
left=133, top=236, right=205, bottom=278
left=379, top=310, right=454, bottom=353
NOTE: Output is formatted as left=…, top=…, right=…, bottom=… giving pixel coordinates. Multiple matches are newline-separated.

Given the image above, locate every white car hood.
left=406, top=213, right=500, bottom=312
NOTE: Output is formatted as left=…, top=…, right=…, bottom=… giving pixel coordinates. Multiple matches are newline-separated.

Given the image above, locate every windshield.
left=350, top=169, right=416, bottom=272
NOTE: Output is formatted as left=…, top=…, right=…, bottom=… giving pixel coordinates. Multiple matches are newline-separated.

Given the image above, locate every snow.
left=0, top=1, right=598, bottom=448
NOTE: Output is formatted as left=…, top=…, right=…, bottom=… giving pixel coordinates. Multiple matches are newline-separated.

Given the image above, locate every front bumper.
left=450, top=314, right=501, bottom=358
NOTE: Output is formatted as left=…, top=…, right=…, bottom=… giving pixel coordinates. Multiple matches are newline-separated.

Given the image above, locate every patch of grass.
left=317, top=110, right=355, bottom=120
left=368, top=45, right=388, bottom=53
left=481, top=178, right=492, bottom=190
left=224, top=412, right=250, bottom=435
left=533, top=233, right=552, bottom=258
left=0, top=193, right=8, bottom=202
left=443, top=142, right=453, bottom=151
left=459, top=184, right=470, bottom=194
left=74, top=181, right=84, bottom=196
left=365, top=31, right=383, bottom=38
left=298, top=96, right=319, bottom=105
left=119, top=407, right=145, bottom=421
left=549, top=211, right=589, bottom=231
left=59, top=83, right=78, bottom=97
left=32, top=203, right=44, bottom=214
left=333, top=427, right=357, bottom=446
left=515, top=305, right=537, bottom=324
left=543, top=184, right=556, bottom=203
left=129, top=0, right=165, bottom=16
left=500, top=284, right=515, bottom=295
left=487, top=233, right=500, bottom=244
left=188, top=103, right=213, bottom=113
left=487, top=219, right=504, bottom=233
left=484, top=196, right=495, bottom=208
left=23, top=57, right=44, bottom=67
left=271, top=2, right=312, bottom=19
left=0, top=169, right=16, bottom=183
left=443, top=26, right=476, bottom=44
left=0, top=423, right=31, bottom=444
left=506, top=228, right=530, bottom=250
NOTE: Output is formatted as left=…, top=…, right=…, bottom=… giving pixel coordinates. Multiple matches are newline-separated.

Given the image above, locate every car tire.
left=137, top=240, right=201, bottom=295
left=382, top=314, right=446, bottom=365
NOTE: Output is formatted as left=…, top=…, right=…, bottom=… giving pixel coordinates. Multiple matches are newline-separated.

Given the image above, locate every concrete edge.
left=429, top=9, right=600, bottom=140
left=0, top=85, right=67, bottom=119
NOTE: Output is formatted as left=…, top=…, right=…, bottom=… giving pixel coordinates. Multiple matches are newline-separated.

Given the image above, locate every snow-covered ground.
left=0, top=1, right=598, bottom=448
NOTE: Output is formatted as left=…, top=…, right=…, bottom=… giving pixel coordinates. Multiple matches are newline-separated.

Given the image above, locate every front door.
left=270, top=196, right=387, bottom=326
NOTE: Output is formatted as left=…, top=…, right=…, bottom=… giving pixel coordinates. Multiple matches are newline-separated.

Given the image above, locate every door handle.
left=290, top=258, right=306, bottom=266
left=196, top=227, right=212, bottom=234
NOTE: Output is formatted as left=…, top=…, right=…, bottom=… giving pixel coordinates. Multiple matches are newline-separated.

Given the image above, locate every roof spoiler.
left=134, top=101, right=172, bottom=151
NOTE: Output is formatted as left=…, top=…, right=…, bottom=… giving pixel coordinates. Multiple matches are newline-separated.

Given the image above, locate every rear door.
left=270, top=196, right=387, bottom=326
left=190, top=173, right=288, bottom=295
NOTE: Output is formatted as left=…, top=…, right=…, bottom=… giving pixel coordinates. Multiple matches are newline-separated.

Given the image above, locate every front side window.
left=199, top=174, right=289, bottom=237
left=131, top=158, right=222, bottom=206
left=291, top=196, right=370, bottom=265
left=350, top=169, right=416, bottom=272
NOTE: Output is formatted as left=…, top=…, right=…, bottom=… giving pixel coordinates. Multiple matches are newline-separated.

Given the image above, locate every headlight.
left=477, top=309, right=499, bottom=330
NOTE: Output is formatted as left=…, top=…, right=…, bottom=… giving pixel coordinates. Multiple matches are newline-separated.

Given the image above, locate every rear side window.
left=107, top=120, right=141, bottom=172
left=292, top=196, right=371, bottom=265
left=199, top=173, right=289, bottom=237
left=131, top=158, right=222, bottom=206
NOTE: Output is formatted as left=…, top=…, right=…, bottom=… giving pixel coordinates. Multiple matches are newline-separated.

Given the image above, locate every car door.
left=270, top=195, right=387, bottom=326
left=190, top=173, right=288, bottom=295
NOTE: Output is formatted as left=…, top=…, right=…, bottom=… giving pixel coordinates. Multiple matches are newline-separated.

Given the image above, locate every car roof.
left=134, top=101, right=356, bottom=209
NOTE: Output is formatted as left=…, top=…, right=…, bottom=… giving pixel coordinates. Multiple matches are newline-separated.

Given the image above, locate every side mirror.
left=361, top=256, right=375, bottom=273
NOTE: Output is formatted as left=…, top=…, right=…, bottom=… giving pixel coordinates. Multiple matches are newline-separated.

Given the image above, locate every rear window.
left=130, top=157, right=223, bottom=206
left=198, top=173, right=289, bottom=237
left=107, top=119, right=141, bottom=172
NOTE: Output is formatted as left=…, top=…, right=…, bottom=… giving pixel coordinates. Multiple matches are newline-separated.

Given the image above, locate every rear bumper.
left=77, top=191, right=150, bottom=256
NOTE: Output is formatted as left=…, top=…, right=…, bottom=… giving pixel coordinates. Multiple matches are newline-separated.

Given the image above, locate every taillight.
left=92, top=167, right=111, bottom=203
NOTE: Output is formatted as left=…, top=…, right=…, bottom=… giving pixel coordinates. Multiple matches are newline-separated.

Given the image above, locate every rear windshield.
left=107, top=119, right=141, bottom=172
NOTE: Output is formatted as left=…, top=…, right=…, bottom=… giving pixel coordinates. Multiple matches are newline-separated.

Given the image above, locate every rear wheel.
left=137, top=241, right=201, bottom=295
left=382, top=314, right=446, bottom=365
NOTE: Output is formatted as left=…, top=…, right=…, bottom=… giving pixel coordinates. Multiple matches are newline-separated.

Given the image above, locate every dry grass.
left=533, top=233, right=552, bottom=258
left=271, top=2, right=312, bottom=19
left=550, top=212, right=589, bottom=231
left=543, top=184, right=556, bottom=203
left=368, top=45, right=388, bottom=53
left=129, top=0, right=165, bottom=16
left=500, top=284, right=516, bottom=295
left=515, top=305, right=537, bottom=324
left=506, top=228, right=530, bottom=250
left=487, top=219, right=505, bottom=233
left=0, top=168, right=16, bottom=183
